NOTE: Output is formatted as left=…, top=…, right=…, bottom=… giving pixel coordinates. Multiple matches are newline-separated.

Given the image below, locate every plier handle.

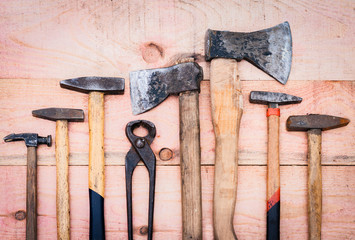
left=125, top=120, right=156, bottom=240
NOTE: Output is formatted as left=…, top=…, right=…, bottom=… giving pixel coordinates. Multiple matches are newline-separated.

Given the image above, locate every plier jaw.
left=125, top=120, right=157, bottom=240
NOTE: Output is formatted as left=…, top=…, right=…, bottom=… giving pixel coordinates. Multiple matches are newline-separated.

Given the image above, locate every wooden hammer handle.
left=88, top=92, right=105, bottom=239
left=179, top=90, right=203, bottom=240
left=210, top=58, right=243, bottom=240
left=307, top=129, right=322, bottom=240
left=267, top=114, right=280, bottom=240
left=27, top=146, right=37, bottom=240
left=56, top=120, right=70, bottom=240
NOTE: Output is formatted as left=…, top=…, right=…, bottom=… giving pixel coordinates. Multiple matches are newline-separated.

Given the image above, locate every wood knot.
left=159, top=148, right=173, bottom=161
left=142, top=43, right=164, bottom=63
left=139, top=225, right=148, bottom=235
left=14, top=210, right=26, bottom=221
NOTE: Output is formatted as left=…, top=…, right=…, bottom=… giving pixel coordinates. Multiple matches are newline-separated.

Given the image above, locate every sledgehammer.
left=287, top=114, right=349, bottom=240
left=60, top=77, right=124, bottom=239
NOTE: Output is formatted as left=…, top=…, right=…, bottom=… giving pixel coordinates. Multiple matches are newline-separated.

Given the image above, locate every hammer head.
left=60, top=76, right=125, bottom=94
left=205, top=22, right=292, bottom=84
left=4, top=133, right=52, bottom=147
left=129, top=62, right=203, bottom=115
left=32, top=108, right=84, bottom=122
left=286, top=114, right=350, bottom=131
left=249, top=91, right=302, bottom=106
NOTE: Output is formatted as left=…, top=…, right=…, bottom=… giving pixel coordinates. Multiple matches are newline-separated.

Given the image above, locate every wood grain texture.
left=88, top=92, right=105, bottom=197
left=179, top=91, right=202, bottom=240
left=0, top=0, right=354, bottom=81
left=0, top=80, right=353, bottom=166
left=26, top=147, right=37, bottom=240
left=0, top=165, right=354, bottom=239
left=267, top=115, right=280, bottom=202
left=210, top=58, right=243, bottom=239
left=307, top=129, right=322, bottom=240
left=55, top=120, right=70, bottom=240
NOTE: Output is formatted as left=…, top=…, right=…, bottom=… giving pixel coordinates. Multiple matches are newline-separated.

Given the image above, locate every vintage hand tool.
left=32, top=108, right=84, bottom=239
left=286, top=114, right=349, bottom=240
left=130, top=62, right=204, bottom=239
left=249, top=91, right=302, bottom=240
left=4, top=133, right=52, bottom=240
left=60, top=77, right=125, bottom=239
left=205, top=22, right=292, bottom=239
left=125, top=120, right=156, bottom=240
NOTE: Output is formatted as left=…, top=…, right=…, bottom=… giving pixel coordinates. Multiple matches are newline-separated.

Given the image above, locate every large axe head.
left=205, top=21, right=292, bottom=84
left=129, top=62, right=203, bottom=115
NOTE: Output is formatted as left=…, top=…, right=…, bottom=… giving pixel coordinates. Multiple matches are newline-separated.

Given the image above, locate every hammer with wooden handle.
left=129, top=61, right=203, bottom=239
left=32, top=108, right=84, bottom=240
left=287, top=114, right=350, bottom=240
left=205, top=22, right=292, bottom=239
left=249, top=91, right=302, bottom=240
left=60, top=77, right=124, bottom=240
left=4, top=133, right=52, bottom=240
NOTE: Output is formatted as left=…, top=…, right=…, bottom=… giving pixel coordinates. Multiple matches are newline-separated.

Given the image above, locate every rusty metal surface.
left=4, top=133, right=52, bottom=147
left=32, top=108, right=84, bottom=122
left=60, top=76, right=125, bottom=94
left=129, top=62, right=203, bottom=115
left=205, top=22, right=292, bottom=84
left=286, top=114, right=350, bottom=131
left=125, top=120, right=156, bottom=240
left=249, top=91, right=302, bottom=105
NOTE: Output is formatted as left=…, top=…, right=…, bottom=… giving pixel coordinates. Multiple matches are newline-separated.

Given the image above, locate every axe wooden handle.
left=210, top=58, right=243, bottom=240
left=179, top=90, right=202, bottom=240
left=307, top=129, right=322, bottom=240
left=56, top=120, right=70, bottom=240
left=267, top=114, right=280, bottom=240
left=88, top=92, right=105, bottom=239
left=26, top=146, right=37, bottom=240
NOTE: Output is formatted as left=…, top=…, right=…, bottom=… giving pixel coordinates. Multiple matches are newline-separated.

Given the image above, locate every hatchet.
left=130, top=61, right=203, bottom=239
left=205, top=22, right=292, bottom=239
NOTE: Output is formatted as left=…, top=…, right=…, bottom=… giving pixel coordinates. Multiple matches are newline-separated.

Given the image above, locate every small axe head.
left=129, top=62, right=203, bottom=115
left=205, top=22, right=292, bottom=84
left=4, top=133, right=52, bottom=147
left=249, top=91, right=302, bottom=107
left=60, top=76, right=125, bottom=94
left=32, top=108, right=84, bottom=122
left=286, top=114, right=350, bottom=131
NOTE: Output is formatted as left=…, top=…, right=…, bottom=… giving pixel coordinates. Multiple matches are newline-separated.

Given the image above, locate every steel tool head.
left=60, top=76, right=125, bottom=94
left=129, top=62, right=203, bottom=115
left=286, top=114, right=350, bottom=131
left=205, top=22, right=292, bottom=84
left=249, top=91, right=302, bottom=105
left=4, top=133, right=52, bottom=147
left=32, top=108, right=84, bottom=122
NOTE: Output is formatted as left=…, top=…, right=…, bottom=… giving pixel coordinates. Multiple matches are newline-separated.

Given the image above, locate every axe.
left=130, top=61, right=204, bottom=239
left=205, top=22, right=292, bottom=239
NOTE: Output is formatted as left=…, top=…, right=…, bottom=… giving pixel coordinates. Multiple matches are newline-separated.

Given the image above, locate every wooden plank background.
left=0, top=0, right=354, bottom=239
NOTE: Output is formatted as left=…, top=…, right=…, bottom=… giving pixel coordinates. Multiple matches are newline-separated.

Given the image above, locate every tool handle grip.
left=27, top=146, right=37, bottom=240
left=210, top=58, right=243, bottom=240
left=89, top=92, right=105, bottom=240
left=307, top=129, right=322, bottom=240
left=179, top=90, right=203, bottom=240
left=56, top=120, right=70, bottom=240
left=267, top=114, right=280, bottom=240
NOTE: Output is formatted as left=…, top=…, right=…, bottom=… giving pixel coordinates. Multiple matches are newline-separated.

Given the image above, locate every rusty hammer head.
left=205, top=22, right=292, bottom=84
left=60, top=76, right=125, bottom=95
left=286, top=114, right=350, bottom=132
left=32, top=108, right=84, bottom=122
left=4, top=133, right=52, bottom=147
left=129, top=62, right=203, bottom=115
left=250, top=91, right=302, bottom=108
